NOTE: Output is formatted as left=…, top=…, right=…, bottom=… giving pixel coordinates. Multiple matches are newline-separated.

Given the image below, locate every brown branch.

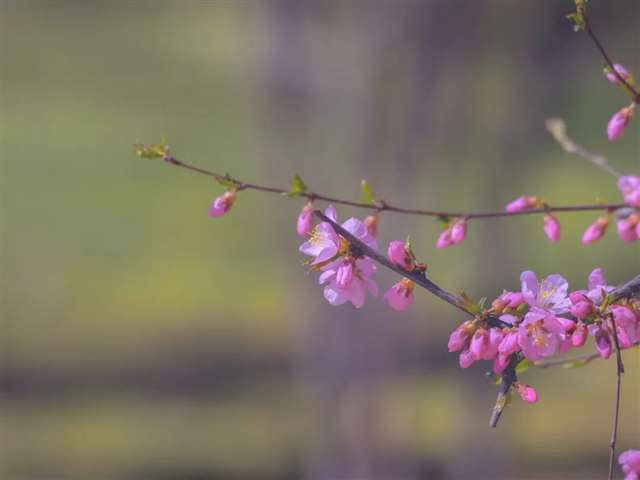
left=490, top=357, right=519, bottom=428
left=607, top=314, right=625, bottom=480
left=534, top=351, right=601, bottom=369
left=159, top=155, right=627, bottom=220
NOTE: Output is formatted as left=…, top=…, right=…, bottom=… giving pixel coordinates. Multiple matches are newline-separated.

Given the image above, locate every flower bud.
left=459, top=349, right=476, bottom=369
left=364, top=215, right=378, bottom=237
left=605, top=64, right=633, bottom=85
left=571, top=324, right=588, bottom=348
left=617, top=217, right=639, bottom=243
left=505, top=196, right=538, bottom=213
left=498, top=331, right=520, bottom=355
left=595, top=330, right=612, bottom=359
left=569, top=291, right=588, bottom=304
left=448, top=321, right=474, bottom=352
left=387, top=240, right=414, bottom=271
left=435, top=228, right=453, bottom=249
left=570, top=301, right=593, bottom=320
left=450, top=219, right=467, bottom=245
left=493, top=354, right=510, bottom=375
left=296, top=202, right=314, bottom=237
left=383, top=278, right=414, bottom=311
left=516, top=383, right=538, bottom=403
left=618, top=176, right=640, bottom=207
left=470, top=328, right=490, bottom=360
left=581, top=217, right=609, bottom=245
left=543, top=214, right=561, bottom=242
left=208, top=191, right=236, bottom=217
left=503, top=292, right=525, bottom=308
left=607, top=105, right=634, bottom=141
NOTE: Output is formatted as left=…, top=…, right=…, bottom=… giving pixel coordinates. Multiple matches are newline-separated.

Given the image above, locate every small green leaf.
left=460, top=291, right=480, bottom=314
left=216, top=173, right=238, bottom=189
left=477, top=297, right=487, bottom=311
left=360, top=180, right=376, bottom=205
left=136, top=142, right=169, bottom=159
left=437, top=215, right=451, bottom=226
left=516, top=359, right=533, bottom=375
left=285, top=174, right=308, bottom=197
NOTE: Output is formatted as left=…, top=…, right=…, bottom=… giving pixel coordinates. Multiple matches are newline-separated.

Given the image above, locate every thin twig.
left=607, top=314, right=625, bottom=480
left=581, top=8, right=640, bottom=103
left=490, top=357, right=519, bottom=428
left=545, top=118, right=622, bottom=178
left=534, top=351, right=601, bottom=369
left=159, top=155, right=627, bottom=219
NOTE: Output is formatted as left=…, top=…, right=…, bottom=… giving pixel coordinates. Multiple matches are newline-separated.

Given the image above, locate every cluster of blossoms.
left=603, top=64, right=636, bottom=141
left=504, top=174, right=640, bottom=245
left=448, top=268, right=640, bottom=403
left=297, top=205, right=419, bottom=311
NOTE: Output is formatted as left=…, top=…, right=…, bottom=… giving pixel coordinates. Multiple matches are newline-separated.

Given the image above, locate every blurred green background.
left=1, top=1, right=638, bottom=479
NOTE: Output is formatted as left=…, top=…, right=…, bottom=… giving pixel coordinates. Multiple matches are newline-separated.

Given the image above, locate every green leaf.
left=285, top=174, right=308, bottom=197
left=360, top=180, right=376, bottom=205
left=516, top=359, right=533, bottom=375
left=460, top=291, right=480, bottom=314
left=136, top=142, right=169, bottom=159
left=437, top=215, right=451, bottom=226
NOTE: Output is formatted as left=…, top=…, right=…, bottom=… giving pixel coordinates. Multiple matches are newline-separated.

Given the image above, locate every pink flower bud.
left=498, top=331, right=520, bottom=355
left=570, top=301, right=593, bottom=320
left=435, top=228, right=453, bottom=249
left=581, top=217, right=609, bottom=245
left=450, top=220, right=467, bottom=245
left=571, top=324, right=588, bottom=348
left=618, top=176, right=640, bottom=207
left=470, top=328, right=490, bottom=360
left=493, top=354, right=510, bottom=374
left=387, top=241, right=413, bottom=270
left=617, top=217, right=639, bottom=243
left=483, top=328, right=504, bottom=360
left=459, top=349, right=476, bottom=369
left=618, top=449, right=640, bottom=477
left=296, top=202, right=314, bottom=237
left=503, top=292, right=525, bottom=308
left=516, top=384, right=538, bottom=403
left=448, top=321, right=474, bottom=352
left=543, top=214, right=561, bottom=242
left=383, top=278, right=414, bottom=311
left=595, top=330, right=612, bottom=359
left=569, top=291, right=589, bottom=304
left=607, top=105, right=634, bottom=141
left=505, top=196, right=538, bottom=213
left=208, top=191, right=236, bottom=217
left=605, top=64, right=632, bottom=85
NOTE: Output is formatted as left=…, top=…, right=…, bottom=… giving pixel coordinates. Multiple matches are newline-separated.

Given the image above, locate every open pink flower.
left=619, top=450, right=640, bottom=480
left=618, top=176, right=640, bottom=207
left=521, top=271, right=570, bottom=314
left=300, top=205, right=378, bottom=308
left=208, top=191, right=236, bottom=217
left=518, top=310, right=563, bottom=360
left=384, top=278, right=415, bottom=311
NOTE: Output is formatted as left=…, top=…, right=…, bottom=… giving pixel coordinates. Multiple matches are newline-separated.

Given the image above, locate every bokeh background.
left=1, top=1, right=639, bottom=479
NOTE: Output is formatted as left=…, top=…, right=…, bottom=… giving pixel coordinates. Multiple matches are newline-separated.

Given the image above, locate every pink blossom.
left=516, top=383, right=538, bottom=403
left=585, top=268, right=615, bottom=303
left=543, top=214, right=561, bottom=242
left=448, top=321, right=474, bottom=352
left=521, top=271, right=571, bottom=314
left=618, top=217, right=639, bottom=243
left=498, top=330, right=520, bottom=355
left=435, top=228, right=453, bottom=249
left=505, top=196, right=538, bottom=213
left=607, top=105, right=634, bottom=141
left=570, top=301, right=593, bottom=320
left=450, top=220, right=467, bottom=245
left=571, top=323, right=588, bottom=348
left=618, top=176, right=640, bottom=207
left=612, top=306, right=639, bottom=349
left=384, top=278, right=415, bottom=311
left=518, top=310, right=563, bottom=360
left=458, top=349, right=476, bottom=368
left=208, top=191, right=236, bottom=217
left=296, top=202, right=314, bottom=237
left=619, top=450, right=640, bottom=480
left=605, top=64, right=632, bottom=85
left=581, top=217, right=609, bottom=244
left=500, top=292, right=525, bottom=309
left=594, top=328, right=612, bottom=359
left=470, top=328, right=490, bottom=360
left=387, top=240, right=414, bottom=270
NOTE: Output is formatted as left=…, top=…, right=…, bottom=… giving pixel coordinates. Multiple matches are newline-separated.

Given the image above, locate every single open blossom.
left=585, top=267, right=615, bottom=303
left=505, top=196, right=538, bottom=212
left=300, top=205, right=378, bottom=308
left=618, top=176, right=640, bottom=207
left=516, top=383, right=538, bottom=403
left=518, top=309, right=563, bottom=360
left=617, top=216, right=639, bottom=243
left=543, top=214, right=561, bottom=242
left=607, top=105, right=634, bottom=141
left=296, top=202, right=314, bottom=237
left=605, top=63, right=633, bottom=85
left=208, top=191, right=236, bottom=217
left=387, top=240, right=414, bottom=270
left=619, top=449, right=640, bottom=480
left=521, top=271, right=570, bottom=314
left=581, top=216, right=609, bottom=245
left=384, top=278, right=415, bottom=311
